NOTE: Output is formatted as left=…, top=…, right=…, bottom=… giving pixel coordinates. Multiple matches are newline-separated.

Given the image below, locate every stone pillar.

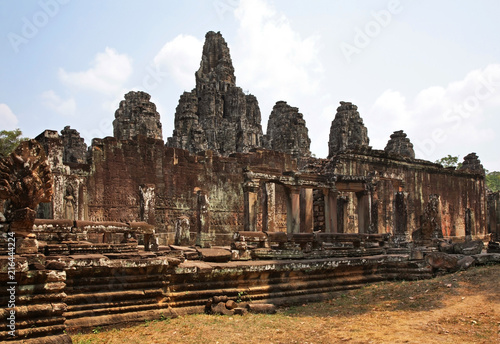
left=300, top=188, right=314, bottom=233
left=488, top=192, right=500, bottom=241
left=337, top=196, right=348, bottom=234
left=243, top=182, right=259, bottom=231
left=139, top=184, right=156, bottom=225
left=394, top=192, right=408, bottom=241
left=262, top=183, right=276, bottom=232
left=419, top=194, right=442, bottom=245
left=370, top=184, right=379, bottom=234
left=175, top=216, right=191, bottom=245
left=63, top=183, right=76, bottom=221
left=324, top=189, right=337, bottom=233
left=286, top=187, right=301, bottom=234
left=465, top=208, right=473, bottom=239
left=196, top=191, right=211, bottom=247
left=357, top=191, right=371, bottom=234
left=78, top=184, right=88, bottom=221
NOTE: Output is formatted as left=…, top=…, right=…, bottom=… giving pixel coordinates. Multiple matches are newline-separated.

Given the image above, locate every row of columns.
left=243, top=176, right=413, bottom=237
left=243, top=180, right=341, bottom=234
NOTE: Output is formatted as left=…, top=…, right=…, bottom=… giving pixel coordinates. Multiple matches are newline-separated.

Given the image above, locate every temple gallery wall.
left=1, top=31, right=499, bottom=343
left=32, top=32, right=491, bottom=246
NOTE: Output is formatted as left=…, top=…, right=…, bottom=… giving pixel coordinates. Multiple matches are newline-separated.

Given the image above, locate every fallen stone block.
left=457, top=256, right=476, bottom=270
left=234, top=307, right=248, bottom=316
left=225, top=299, right=238, bottom=310
left=45, top=261, right=66, bottom=271
left=437, top=240, right=454, bottom=254
left=473, top=253, right=500, bottom=264
left=29, top=262, right=45, bottom=270
left=453, top=240, right=484, bottom=255
left=487, top=241, right=500, bottom=253
left=184, top=251, right=201, bottom=260
left=237, top=302, right=250, bottom=309
left=211, top=302, right=235, bottom=316
left=196, top=248, right=232, bottom=262
left=425, top=252, right=459, bottom=271
left=247, top=303, right=276, bottom=314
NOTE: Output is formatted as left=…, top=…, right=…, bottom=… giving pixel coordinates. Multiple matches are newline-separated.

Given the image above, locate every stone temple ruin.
left=1, top=31, right=499, bottom=343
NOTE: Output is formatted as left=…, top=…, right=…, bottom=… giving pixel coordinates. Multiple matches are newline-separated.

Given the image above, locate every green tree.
left=435, top=154, right=462, bottom=169
left=486, top=171, right=500, bottom=192
left=0, top=129, right=28, bottom=157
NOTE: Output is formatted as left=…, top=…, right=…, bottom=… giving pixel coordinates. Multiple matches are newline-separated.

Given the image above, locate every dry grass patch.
left=72, top=264, right=500, bottom=344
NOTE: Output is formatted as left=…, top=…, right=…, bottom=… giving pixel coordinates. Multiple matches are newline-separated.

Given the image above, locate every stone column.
left=488, top=192, right=500, bottom=241
left=337, top=196, right=348, bottom=234
left=286, top=187, right=301, bottom=234
left=300, top=188, right=314, bottom=233
left=175, top=216, right=191, bottom=245
left=465, top=208, right=473, bottom=239
left=357, top=191, right=371, bottom=234
left=139, top=184, right=156, bottom=225
left=394, top=191, right=408, bottom=240
left=262, top=183, right=276, bottom=232
left=78, top=184, right=88, bottom=221
left=243, top=181, right=259, bottom=231
left=196, top=191, right=211, bottom=247
left=370, top=184, right=379, bottom=234
left=324, top=189, right=337, bottom=233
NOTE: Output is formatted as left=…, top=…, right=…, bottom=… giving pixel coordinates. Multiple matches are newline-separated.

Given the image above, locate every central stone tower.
left=167, top=31, right=263, bottom=155
left=113, top=91, right=163, bottom=141
left=328, top=101, right=370, bottom=157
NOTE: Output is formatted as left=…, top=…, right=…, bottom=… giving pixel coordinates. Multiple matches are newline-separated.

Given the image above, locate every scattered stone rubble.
left=206, top=295, right=276, bottom=316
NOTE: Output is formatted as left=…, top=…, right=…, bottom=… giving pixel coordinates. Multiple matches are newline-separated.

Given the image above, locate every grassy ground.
left=72, top=265, right=500, bottom=344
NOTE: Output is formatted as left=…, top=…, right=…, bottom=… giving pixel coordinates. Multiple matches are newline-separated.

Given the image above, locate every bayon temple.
left=1, top=31, right=499, bottom=343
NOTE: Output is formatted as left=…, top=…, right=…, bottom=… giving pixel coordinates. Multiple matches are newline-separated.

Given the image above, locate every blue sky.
left=1, top=0, right=500, bottom=170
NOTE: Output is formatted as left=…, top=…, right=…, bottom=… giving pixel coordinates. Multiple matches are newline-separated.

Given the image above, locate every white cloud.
left=365, top=89, right=412, bottom=149
left=232, top=0, right=324, bottom=113
left=153, top=34, right=203, bottom=90
left=40, top=90, right=76, bottom=116
left=0, top=104, right=19, bottom=130
left=367, top=64, right=500, bottom=166
left=59, top=47, right=133, bottom=95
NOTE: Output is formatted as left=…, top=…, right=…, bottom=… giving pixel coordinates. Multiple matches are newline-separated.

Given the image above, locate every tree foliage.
left=486, top=171, right=500, bottom=192
left=435, top=155, right=462, bottom=169
left=435, top=155, right=499, bottom=192
left=0, top=129, right=28, bottom=158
